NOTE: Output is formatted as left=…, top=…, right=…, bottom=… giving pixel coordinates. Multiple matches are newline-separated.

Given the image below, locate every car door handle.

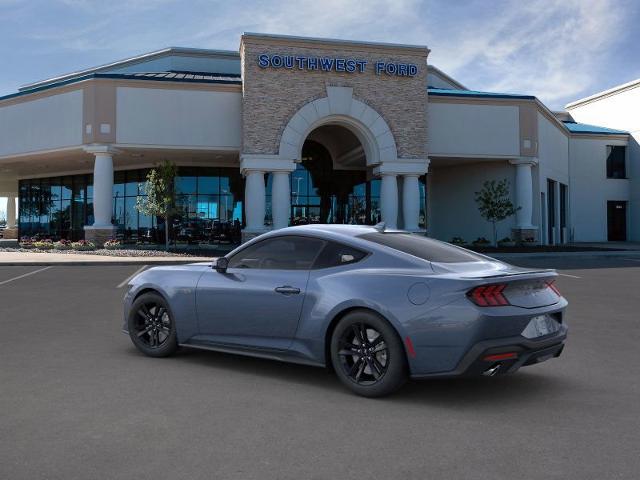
left=274, top=285, right=301, bottom=295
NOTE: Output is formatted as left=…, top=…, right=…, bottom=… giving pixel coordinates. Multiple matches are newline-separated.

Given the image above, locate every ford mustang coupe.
left=123, top=224, right=568, bottom=397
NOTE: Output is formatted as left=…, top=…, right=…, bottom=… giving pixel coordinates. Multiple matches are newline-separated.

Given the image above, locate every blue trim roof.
left=562, top=121, right=628, bottom=135
left=427, top=87, right=535, bottom=100
left=0, top=71, right=242, bottom=102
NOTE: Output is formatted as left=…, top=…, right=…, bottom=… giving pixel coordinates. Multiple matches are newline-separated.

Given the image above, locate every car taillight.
left=467, top=284, right=510, bottom=307
left=546, top=280, right=561, bottom=296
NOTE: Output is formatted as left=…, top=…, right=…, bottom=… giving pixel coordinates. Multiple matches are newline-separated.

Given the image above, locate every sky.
left=1, top=0, right=640, bottom=216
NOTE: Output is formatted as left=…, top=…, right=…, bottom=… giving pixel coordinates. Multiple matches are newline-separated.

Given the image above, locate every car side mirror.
left=214, top=257, right=229, bottom=273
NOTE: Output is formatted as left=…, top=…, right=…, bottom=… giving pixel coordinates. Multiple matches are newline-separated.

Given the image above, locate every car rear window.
left=313, top=241, right=368, bottom=269
left=358, top=232, right=486, bottom=263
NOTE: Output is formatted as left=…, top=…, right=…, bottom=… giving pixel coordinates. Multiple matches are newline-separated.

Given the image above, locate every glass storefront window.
left=285, top=159, right=382, bottom=227
left=18, top=167, right=244, bottom=245
left=176, top=175, right=197, bottom=195
left=113, top=171, right=125, bottom=199
left=61, top=178, right=73, bottom=201
left=198, top=175, right=218, bottom=195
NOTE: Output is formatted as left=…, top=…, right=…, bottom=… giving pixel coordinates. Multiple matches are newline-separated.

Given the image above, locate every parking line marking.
left=558, top=273, right=581, bottom=279
left=0, top=266, right=52, bottom=287
left=117, top=265, right=148, bottom=289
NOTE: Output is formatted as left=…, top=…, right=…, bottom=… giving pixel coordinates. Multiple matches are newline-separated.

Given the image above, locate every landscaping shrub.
left=71, top=240, right=96, bottom=251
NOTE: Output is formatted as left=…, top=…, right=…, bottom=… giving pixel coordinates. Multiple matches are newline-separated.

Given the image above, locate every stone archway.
left=278, top=86, right=398, bottom=166
left=240, top=86, right=429, bottom=239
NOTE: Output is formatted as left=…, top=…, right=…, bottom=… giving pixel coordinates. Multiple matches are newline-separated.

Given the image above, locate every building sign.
left=257, top=53, right=418, bottom=77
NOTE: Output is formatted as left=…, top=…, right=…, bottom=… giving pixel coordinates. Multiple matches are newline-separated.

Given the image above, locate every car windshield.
left=358, top=232, right=487, bottom=263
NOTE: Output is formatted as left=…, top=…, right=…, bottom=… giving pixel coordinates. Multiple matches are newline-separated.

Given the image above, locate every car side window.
left=313, top=241, right=368, bottom=269
left=227, top=236, right=326, bottom=270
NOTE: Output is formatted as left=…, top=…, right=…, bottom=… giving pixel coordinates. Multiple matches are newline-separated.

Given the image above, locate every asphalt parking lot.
left=1, top=256, right=639, bottom=479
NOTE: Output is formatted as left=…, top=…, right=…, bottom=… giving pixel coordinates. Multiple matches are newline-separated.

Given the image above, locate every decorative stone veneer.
left=511, top=228, right=539, bottom=243
left=2, top=228, right=18, bottom=239
left=240, top=34, right=429, bottom=161
left=84, top=227, right=116, bottom=247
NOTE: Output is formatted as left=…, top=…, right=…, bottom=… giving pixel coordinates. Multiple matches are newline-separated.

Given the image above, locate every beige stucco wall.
left=116, top=86, right=242, bottom=148
left=427, top=102, right=520, bottom=157
left=240, top=35, right=429, bottom=160
left=0, top=90, right=83, bottom=157
left=567, top=85, right=640, bottom=241
left=429, top=161, right=517, bottom=242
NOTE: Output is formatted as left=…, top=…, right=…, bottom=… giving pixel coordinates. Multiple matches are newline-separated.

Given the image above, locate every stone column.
left=2, top=195, right=18, bottom=240
left=244, top=170, right=266, bottom=233
left=509, top=158, right=538, bottom=242
left=271, top=171, right=290, bottom=230
left=374, top=159, right=429, bottom=232
left=6, top=195, right=16, bottom=229
left=84, top=145, right=117, bottom=246
left=380, top=173, right=399, bottom=229
left=240, top=155, right=296, bottom=242
left=402, top=174, right=420, bottom=231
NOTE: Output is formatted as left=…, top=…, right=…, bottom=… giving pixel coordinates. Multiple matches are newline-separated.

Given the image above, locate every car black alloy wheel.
left=330, top=310, right=408, bottom=397
left=128, top=292, right=178, bottom=358
left=338, top=323, right=389, bottom=385
left=133, top=302, right=172, bottom=349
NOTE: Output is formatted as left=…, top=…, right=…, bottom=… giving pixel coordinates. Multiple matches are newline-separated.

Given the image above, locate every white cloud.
left=3, top=0, right=634, bottom=109
left=425, top=0, right=631, bottom=108
left=188, top=0, right=427, bottom=46
left=181, top=0, right=633, bottom=107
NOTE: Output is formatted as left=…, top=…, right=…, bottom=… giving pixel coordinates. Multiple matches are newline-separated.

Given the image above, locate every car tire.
left=127, top=292, right=178, bottom=358
left=330, top=310, right=408, bottom=397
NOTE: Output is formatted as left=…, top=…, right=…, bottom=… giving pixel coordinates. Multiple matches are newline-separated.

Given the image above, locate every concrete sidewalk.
left=0, top=251, right=213, bottom=266
left=3, top=247, right=640, bottom=266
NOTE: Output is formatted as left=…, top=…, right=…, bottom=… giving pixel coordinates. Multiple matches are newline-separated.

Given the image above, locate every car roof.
left=270, top=223, right=413, bottom=239
left=264, top=224, right=411, bottom=244
left=282, top=224, right=376, bottom=235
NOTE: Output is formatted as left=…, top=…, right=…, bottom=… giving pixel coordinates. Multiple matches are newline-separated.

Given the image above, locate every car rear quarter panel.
left=297, top=264, right=568, bottom=376
left=296, top=264, right=451, bottom=367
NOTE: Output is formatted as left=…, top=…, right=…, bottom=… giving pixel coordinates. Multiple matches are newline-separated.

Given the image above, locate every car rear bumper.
left=411, top=324, right=568, bottom=379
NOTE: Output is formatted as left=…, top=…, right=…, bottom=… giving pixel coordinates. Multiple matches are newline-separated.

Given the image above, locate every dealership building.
left=0, top=33, right=637, bottom=246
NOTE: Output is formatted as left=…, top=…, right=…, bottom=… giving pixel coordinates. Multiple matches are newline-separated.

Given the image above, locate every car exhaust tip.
left=482, top=364, right=501, bottom=377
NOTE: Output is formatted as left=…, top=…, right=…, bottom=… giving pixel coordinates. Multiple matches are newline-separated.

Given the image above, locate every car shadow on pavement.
left=122, top=344, right=345, bottom=392
left=395, top=371, right=576, bottom=409
left=122, top=344, right=577, bottom=407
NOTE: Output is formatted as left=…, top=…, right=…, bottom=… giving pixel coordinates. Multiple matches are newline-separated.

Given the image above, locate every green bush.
left=71, top=240, right=96, bottom=251
left=53, top=240, right=73, bottom=250
left=103, top=239, right=122, bottom=250
left=472, top=237, right=491, bottom=246
left=33, top=240, right=54, bottom=250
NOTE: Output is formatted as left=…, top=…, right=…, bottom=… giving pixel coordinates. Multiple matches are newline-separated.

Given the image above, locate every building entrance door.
left=607, top=201, right=627, bottom=241
left=289, top=139, right=381, bottom=226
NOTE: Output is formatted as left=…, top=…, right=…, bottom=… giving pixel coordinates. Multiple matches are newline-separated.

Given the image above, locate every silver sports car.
left=123, top=224, right=568, bottom=397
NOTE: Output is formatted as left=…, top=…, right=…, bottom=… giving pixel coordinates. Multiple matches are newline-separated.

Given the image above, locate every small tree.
left=136, top=160, right=178, bottom=250
left=474, top=179, right=519, bottom=246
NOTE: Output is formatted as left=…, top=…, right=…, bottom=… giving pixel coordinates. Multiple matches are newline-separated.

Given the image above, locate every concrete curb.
left=0, top=260, right=214, bottom=266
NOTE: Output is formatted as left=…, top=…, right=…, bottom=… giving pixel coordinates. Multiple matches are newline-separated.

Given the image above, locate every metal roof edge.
left=427, top=65, right=467, bottom=90
left=19, top=47, right=240, bottom=92
left=565, top=78, right=640, bottom=109
left=427, top=88, right=535, bottom=100
left=241, top=32, right=430, bottom=54
left=2, top=72, right=242, bottom=103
